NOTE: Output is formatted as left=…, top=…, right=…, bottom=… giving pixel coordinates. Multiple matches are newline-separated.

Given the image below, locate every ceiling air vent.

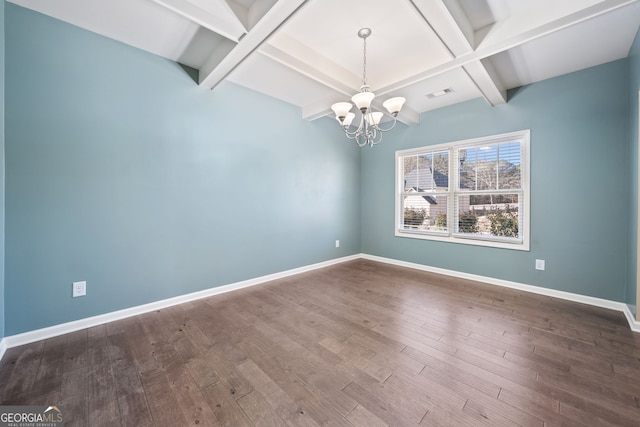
left=426, top=88, right=454, bottom=99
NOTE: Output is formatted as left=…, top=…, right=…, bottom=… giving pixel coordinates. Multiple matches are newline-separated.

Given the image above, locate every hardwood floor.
left=1, top=259, right=640, bottom=426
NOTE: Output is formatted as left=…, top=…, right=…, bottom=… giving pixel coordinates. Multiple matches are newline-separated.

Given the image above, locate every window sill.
left=395, top=229, right=530, bottom=251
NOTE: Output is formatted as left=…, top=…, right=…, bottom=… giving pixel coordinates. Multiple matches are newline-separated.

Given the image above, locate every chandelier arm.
left=343, top=115, right=365, bottom=138
left=371, top=132, right=383, bottom=145
left=355, top=131, right=372, bottom=147
left=372, top=115, right=399, bottom=133
left=353, top=118, right=371, bottom=147
left=359, top=121, right=382, bottom=147
left=370, top=127, right=382, bottom=146
left=343, top=130, right=358, bottom=140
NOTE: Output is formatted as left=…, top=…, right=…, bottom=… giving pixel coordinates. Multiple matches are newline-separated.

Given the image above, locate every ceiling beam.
left=463, top=59, right=507, bottom=106
left=150, top=0, right=246, bottom=42
left=409, top=0, right=474, bottom=56
left=393, top=104, right=420, bottom=126
left=408, top=0, right=506, bottom=107
left=379, top=0, right=639, bottom=96
left=259, top=0, right=634, bottom=122
left=301, top=99, right=337, bottom=122
left=244, top=0, right=279, bottom=31
left=198, top=0, right=310, bottom=89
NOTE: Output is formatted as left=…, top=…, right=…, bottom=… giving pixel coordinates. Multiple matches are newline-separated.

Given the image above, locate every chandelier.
left=331, top=28, right=406, bottom=147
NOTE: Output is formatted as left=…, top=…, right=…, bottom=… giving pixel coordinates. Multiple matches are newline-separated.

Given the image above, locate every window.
left=396, top=130, right=530, bottom=250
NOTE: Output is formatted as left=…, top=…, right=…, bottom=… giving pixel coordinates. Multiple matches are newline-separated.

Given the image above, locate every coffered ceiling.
left=9, top=0, right=640, bottom=125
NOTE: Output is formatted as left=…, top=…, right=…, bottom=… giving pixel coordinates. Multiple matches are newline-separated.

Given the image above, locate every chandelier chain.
left=362, top=35, right=367, bottom=88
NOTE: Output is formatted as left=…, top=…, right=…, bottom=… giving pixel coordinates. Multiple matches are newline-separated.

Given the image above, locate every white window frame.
left=395, top=130, right=530, bottom=251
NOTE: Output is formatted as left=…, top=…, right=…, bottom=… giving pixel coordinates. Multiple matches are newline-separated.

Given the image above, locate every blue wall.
left=628, top=28, right=640, bottom=313
left=361, top=59, right=630, bottom=302
left=2, top=3, right=639, bottom=337
left=4, top=4, right=360, bottom=335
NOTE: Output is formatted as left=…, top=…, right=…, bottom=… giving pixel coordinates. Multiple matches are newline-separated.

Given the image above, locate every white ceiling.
left=9, top=0, right=640, bottom=125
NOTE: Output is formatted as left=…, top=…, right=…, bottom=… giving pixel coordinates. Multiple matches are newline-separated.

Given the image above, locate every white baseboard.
left=622, top=304, right=640, bottom=333
left=1, top=252, right=638, bottom=364
left=361, top=254, right=640, bottom=333
left=1, top=254, right=360, bottom=352
left=626, top=304, right=637, bottom=318
left=0, top=339, right=6, bottom=362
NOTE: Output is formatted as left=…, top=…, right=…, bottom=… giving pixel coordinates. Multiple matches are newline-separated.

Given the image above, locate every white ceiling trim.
left=150, top=0, right=311, bottom=88
left=198, top=0, right=310, bottom=88
left=409, top=0, right=475, bottom=56
left=12, top=0, right=638, bottom=126
left=150, top=0, right=246, bottom=42
left=408, top=0, right=506, bottom=107
left=475, top=0, right=640, bottom=57
left=463, top=59, right=507, bottom=106
left=376, top=0, right=639, bottom=96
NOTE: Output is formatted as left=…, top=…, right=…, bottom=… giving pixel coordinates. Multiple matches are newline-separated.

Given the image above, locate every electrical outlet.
left=335, top=240, right=340, bottom=248
left=72, top=281, right=86, bottom=297
left=535, top=259, right=545, bottom=271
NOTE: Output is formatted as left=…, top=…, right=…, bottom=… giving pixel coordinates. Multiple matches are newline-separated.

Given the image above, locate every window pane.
left=403, top=152, right=449, bottom=193
left=403, top=156, right=418, bottom=191
left=498, top=142, right=521, bottom=189
left=458, top=148, right=472, bottom=190
left=432, top=152, right=449, bottom=191
left=456, top=194, right=520, bottom=239
left=402, top=194, right=448, bottom=232
left=459, top=146, right=497, bottom=190
left=459, top=142, right=522, bottom=191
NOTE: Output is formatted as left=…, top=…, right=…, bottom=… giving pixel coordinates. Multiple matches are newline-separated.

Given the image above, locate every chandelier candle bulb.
left=366, top=112, right=384, bottom=125
left=331, top=102, right=353, bottom=121
left=352, top=91, right=375, bottom=111
left=383, top=97, right=406, bottom=116
left=342, top=112, right=355, bottom=128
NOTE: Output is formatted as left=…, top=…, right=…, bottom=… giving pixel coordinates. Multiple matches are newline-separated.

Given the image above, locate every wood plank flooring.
left=1, top=259, right=640, bottom=426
